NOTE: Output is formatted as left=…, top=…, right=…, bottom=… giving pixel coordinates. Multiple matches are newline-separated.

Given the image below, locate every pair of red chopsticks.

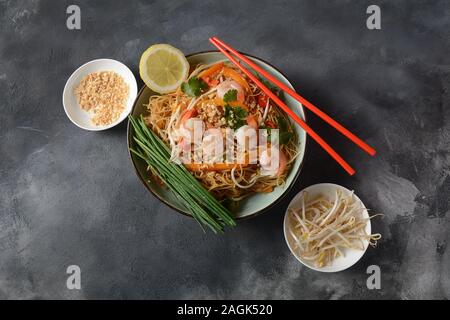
left=209, top=36, right=376, bottom=176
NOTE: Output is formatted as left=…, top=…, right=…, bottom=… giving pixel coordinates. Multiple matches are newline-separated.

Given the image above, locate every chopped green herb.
left=256, top=75, right=284, bottom=100
left=224, top=105, right=247, bottom=129
left=280, top=132, right=293, bottom=145
left=233, top=106, right=247, bottom=119
left=259, top=126, right=272, bottom=134
left=259, top=126, right=272, bottom=142
left=257, top=75, right=278, bottom=92
left=181, top=77, right=208, bottom=97
left=278, top=116, right=288, bottom=131
left=223, top=89, right=237, bottom=103
left=277, top=116, right=294, bottom=145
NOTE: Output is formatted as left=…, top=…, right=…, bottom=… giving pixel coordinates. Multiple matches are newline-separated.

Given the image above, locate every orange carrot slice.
left=213, top=98, right=249, bottom=111
left=222, top=67, right=250, bottom=91
left=199, top=63, right=224, bottom=79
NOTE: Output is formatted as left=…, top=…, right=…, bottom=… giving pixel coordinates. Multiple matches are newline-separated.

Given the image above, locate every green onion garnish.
left=129, top=115, right=236, bottom=233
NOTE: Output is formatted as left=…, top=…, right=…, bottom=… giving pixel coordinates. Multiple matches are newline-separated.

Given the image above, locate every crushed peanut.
left=198, top=101, right=224, bottom=127
left=75, top=71, right=129, bottom=126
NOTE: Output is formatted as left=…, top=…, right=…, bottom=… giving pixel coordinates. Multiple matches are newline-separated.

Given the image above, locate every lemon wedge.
left=139, top=44, right=190, bottom=94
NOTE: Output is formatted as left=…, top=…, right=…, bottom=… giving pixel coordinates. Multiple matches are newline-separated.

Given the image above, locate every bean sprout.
left=287, top=190, right=382, bottom=268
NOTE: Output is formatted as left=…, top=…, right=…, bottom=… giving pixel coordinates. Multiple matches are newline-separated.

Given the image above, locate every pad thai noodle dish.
left=141, top=61, right=300, bottom=207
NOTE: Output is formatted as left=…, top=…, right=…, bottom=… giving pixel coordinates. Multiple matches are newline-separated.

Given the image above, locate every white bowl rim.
left=283, top=183, right=371, bottom=272
left=62, top=58, right=138, bottom=131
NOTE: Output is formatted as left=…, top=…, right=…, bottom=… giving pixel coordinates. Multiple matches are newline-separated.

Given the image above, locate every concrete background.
left=0, top=0, right=449, bottom=299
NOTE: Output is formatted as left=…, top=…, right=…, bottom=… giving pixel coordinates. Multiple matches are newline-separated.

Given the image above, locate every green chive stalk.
left=129, top=115, right=236, bottom=233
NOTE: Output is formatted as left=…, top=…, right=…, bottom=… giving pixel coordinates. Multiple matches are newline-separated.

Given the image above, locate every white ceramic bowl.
left=284, top=183, right=371, bottom=272
left=63, top=59, right=138, bottom=131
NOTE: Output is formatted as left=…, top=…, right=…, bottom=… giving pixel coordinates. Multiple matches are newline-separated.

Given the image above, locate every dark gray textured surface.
left=0, top=0, right=449, bottom=300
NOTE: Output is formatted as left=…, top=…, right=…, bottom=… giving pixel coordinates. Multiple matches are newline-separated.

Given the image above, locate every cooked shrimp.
left=179, top=108, right=198, bottom=127
left=216, top=80, right=245, bottom=103
left=260, top=146, right=287, bottom=176
left=246, top=115, right=258, bottom=130
left=179, top=117, right=205, bottom=143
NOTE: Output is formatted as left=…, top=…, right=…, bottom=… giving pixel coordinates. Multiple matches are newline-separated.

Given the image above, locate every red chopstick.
left=209, top=37, right=356, bottom=175
left=211, top=36, right=376, bottom=157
